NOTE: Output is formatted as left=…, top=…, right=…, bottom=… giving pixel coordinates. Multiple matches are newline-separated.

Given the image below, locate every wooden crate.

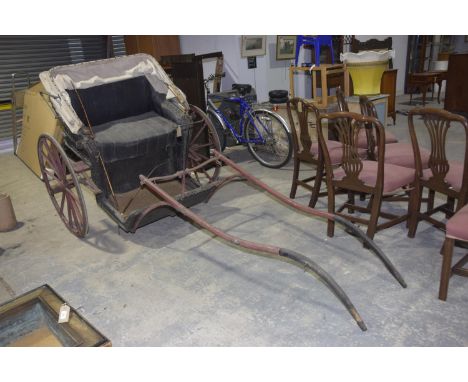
left=0, top=285, right=111, bottom=347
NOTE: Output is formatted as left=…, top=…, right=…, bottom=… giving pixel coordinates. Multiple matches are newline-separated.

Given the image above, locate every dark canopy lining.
left=66, top=76, right=166, bottom=127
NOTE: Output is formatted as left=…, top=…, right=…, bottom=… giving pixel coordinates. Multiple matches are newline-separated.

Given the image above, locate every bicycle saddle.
left=232, top=83, right=252, bottom=96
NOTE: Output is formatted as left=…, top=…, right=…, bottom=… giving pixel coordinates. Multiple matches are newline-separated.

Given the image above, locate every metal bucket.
left=347, top=61, right=389, bottom=95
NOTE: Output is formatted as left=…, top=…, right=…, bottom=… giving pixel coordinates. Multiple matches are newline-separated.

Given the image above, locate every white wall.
left=180, top=35, right=409, bottom=101
left=453, top=35, right=468, bottom=53
left=180, top=35, right=294, bottom=102
left=355, top=35, right=408, bottom=95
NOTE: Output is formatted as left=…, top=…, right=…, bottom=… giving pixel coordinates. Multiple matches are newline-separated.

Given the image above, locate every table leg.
left=437, top=79, right=443, bottom=104
left=344, top=67, right=350, bottom=96
left=289, top=66, right=295, bottom=98
left=312, top=71, right=317, bottom=99
left=422, top=85, right=427, bottom=106
left=321, top=68, right=328, bottom=108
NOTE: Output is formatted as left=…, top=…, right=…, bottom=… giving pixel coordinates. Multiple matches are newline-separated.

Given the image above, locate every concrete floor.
left=0, top=94, right=467, bottom=346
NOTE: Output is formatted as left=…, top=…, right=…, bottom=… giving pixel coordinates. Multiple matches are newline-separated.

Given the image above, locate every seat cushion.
left=422, top=161, right=464, bottom=191
left=94, top=111, right=177, bottom=162
left=357, top=129, right=398, bottom=149
left=446, top=203, right=468, bottom=241
left=310, top=140, right=343, bottom=165
left=92, top=111, right=179, bottom=194
left=334, top=160, right=415, bottom=193
left=379, top=143, right=430, bottom=169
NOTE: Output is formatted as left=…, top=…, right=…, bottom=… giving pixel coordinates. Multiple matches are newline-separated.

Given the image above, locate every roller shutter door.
left=0, top=35, right=126, bottom=144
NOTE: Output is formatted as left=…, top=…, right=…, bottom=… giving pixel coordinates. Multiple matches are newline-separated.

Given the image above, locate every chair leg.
left=408, top=183, right=423, bottom=238
left=308, top=161, right=323, bottom=208
left=366, top=193, right=382, bottom=240
left=327, top=186, right=336, bottom=238
left=314, top=41, right=321, bottom=66
left=427, top=189, right=435, bottom=212
left=295, top=37, right=302, bottom=67
left=290, top=157, right=300, bottom=199
left=439, top=239, right=446, bottom=255
left=348, top=191, right=355, bottom=214
left=439, top=237, right=455, bottom=301
left=446, top=196, right=455, bottom=218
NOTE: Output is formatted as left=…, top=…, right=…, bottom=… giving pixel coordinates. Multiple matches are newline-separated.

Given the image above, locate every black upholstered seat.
left=66, top=76, right=187, bottom=193
left=93, top=111, right=177, bottom=163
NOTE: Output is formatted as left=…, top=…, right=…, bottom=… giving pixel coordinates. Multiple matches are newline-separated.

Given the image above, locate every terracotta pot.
left=0, top=193, right=17, bottom=232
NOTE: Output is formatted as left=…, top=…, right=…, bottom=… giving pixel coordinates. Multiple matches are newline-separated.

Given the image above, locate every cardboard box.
left=16, top=82, right=63, bottom=177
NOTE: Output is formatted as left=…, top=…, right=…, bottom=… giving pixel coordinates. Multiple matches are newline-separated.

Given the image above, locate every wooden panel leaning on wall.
left=380, top=69, right=397, bottom=125
left=124, top=36, right=181, bottom=61
left=444, top=53, right=468, bottom=113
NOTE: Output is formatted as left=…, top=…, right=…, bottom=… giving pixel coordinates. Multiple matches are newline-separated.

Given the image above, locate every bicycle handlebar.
left=204, top=72, right=226, bottom=84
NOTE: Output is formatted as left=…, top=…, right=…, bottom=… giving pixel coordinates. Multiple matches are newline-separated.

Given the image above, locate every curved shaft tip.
left=279, top=248, right=367, bottom=332
left=333, top=215, right=407, bottom=288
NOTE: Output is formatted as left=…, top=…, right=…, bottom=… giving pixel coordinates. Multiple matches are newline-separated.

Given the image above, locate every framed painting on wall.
left=276, top=35, right=297, bottom=60
left=241, top=36, right=266, bottom=57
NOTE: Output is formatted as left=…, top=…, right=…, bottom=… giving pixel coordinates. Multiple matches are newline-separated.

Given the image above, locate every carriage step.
left=71, top=160, right=90, bottom=174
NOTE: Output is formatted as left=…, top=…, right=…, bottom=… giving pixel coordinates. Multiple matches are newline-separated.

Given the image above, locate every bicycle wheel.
left=244, top=109, right=292, bottom=168
left=207, top=108, right=227, bottom=151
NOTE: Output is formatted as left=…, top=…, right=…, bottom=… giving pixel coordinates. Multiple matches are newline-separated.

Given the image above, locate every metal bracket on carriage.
left=146, top=156, right=223, bottom=196
left=139, top=152, right=407, bottom=331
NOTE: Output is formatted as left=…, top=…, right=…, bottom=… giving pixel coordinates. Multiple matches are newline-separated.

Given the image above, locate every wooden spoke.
left=189, top=122, right=207, bottom=146
left=186, top=105, right=222, bottom=186
left=60, top=192, right=66, bottom=215
left=37, top=134, right=88, bottom=238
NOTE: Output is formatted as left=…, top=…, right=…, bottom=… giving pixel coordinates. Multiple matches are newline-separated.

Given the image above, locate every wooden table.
left=289, top=64, right=349, bottom=108
left=408, top=70, right=447, bottom=105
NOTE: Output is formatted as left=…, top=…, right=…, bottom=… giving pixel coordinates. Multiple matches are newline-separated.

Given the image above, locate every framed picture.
left=276, top=35, right=297, bottom=60
left=241, top=35, right=266, bottom=57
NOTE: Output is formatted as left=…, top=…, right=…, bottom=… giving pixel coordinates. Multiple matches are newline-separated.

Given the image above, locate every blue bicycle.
left=205, top=77, right=292, bottom=168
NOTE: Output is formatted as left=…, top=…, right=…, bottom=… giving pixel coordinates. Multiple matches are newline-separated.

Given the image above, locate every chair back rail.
left=359, top=96, right=381, bottom=160
left=286, top=98, right=317, bottom=156
left=286, top=97, right=328, bottom=207
left=408, top=107, right=468, bottom=208
left=317, top=111, right=386, bottom=194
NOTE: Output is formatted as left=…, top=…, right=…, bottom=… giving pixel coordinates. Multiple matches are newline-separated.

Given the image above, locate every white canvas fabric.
left=40, top=54, right=189, bottom=134
left=340, top=50, right=395, bottom=64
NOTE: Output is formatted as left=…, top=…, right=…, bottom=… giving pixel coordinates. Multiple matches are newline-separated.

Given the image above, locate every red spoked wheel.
left=187, top=105, right=222, bottom=186
left=37, top=134, right=89, bottom=238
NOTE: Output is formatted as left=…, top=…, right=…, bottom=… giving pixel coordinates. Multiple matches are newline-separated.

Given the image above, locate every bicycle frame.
left=208, top=95, right=272, bottom=145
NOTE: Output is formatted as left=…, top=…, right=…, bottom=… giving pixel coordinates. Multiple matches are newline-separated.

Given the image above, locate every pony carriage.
left=37, top=54, right=406, bottom=331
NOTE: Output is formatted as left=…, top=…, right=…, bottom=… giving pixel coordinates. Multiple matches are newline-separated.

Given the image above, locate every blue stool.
left=295, top=35, right=334, bottom=67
